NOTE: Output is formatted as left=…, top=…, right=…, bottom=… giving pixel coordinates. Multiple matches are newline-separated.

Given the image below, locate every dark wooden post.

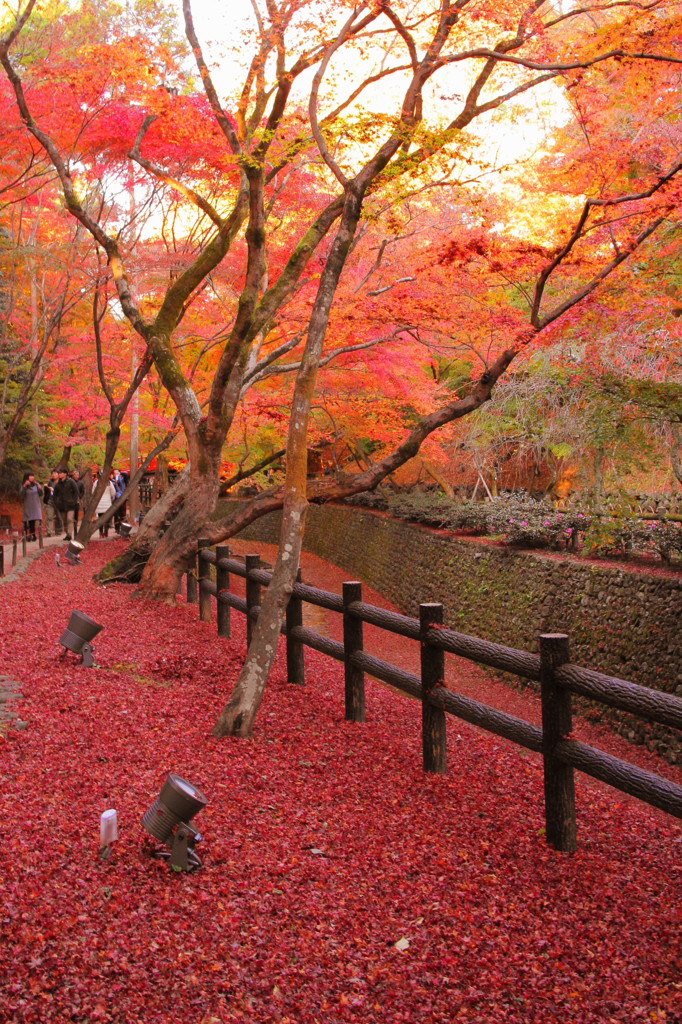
left=216, top=545, right=231, bottom=638
left=198, top=538, right=212, bottom=622
left=245, top=554, right=261, bottom=646
left=0, top=544, right=4, bottom=577
left=420, top=603, right=447, bottom=774
left=21, top=535, right=27, bottom=557
left=343, top=581, right=365, bottom=722
left=286, top=568, right=305, bottom=685
left=540, top=633, right=576, bottom=852
left=12, top=538, right=17, bottom=567
left=38, top=523, right=43, bottom=549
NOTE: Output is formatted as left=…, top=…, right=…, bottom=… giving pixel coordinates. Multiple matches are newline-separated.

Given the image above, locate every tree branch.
left=129, top=115, right=225, bottom=228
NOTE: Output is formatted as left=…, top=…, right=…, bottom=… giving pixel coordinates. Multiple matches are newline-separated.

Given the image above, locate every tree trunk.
left=97, top=467, right=190, bottom=583
left=137, top=462, right=221, bottom=600
left=422, top=460, right=454, bottom=496
left=152, top=454, right=169, bottom=501
left=671, top=423, right=682, bottom=487
left=76, top=425, right=121, bottom=543
left=213, top=187, right=366, bottom=736
left=594, top=447, right=605, bottom=497
left=212, top=498, right=307, bottom=737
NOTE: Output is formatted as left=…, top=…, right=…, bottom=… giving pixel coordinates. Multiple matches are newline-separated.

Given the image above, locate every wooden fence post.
left=0, top=543, right=4, bottom=576
left=420, top=603, right=447, bottom=774
left=540, top=633, right=576, bottom=852
left=245, top=554, right=261, bottom=646
left=38, top=523, right=43, bottom=550
left=286, top=568, right=305, bottom=685
left=12, top=538, right=17, bottom=566
left=198, top=538, right=212, bottom=622
left=343, top=581, right=365, bottom=722
left=21, top=535, right=27, bottom=557
left=216, top=545, right=231, bottom=638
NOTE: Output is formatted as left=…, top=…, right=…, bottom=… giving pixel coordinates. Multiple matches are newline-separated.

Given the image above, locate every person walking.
left=42, top=469, right=62, bottom=536
left=20, top=472, right=43, bottom=541
left=111, top=469, right=126, bottom=533
left=53, top=468, right=79, bottom=540
left=71, top=469, right=85, bottom=532
left=92, top=470, right=116, bottom=537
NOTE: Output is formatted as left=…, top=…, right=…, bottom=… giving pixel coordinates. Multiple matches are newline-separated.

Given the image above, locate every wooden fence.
left=0, top=526, right=43, bottom=576
left=190, top=539, right=682, bottom=852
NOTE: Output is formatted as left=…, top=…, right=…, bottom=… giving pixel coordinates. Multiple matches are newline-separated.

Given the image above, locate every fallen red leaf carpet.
left=0, top=542, right=680, bottom=1023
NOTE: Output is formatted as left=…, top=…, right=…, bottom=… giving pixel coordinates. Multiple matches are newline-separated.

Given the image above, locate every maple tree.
left=2, top=0, right=682, bottom=735
left=445, top=356, right=667, bottom=498
left=0, top=175, right=93, bottom=471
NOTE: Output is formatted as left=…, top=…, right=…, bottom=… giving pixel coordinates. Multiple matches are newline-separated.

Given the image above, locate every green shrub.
left=486, top=496, right=587, bottom=549
left=443, top=501, right=491, bottom=533
left=634, top=520, right=682, bottom=564
left=343, top=487, right=681, bottom=563
left=343, top=490, right=390, bottom=511
left=387, top=492, right=454, bottom=527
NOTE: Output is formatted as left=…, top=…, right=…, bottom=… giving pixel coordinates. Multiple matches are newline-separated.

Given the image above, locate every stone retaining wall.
left=221, top=501, right=682, bottom=760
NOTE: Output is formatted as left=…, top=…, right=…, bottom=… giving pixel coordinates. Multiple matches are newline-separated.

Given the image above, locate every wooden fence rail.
left=192, top=541, right=682, bottom=851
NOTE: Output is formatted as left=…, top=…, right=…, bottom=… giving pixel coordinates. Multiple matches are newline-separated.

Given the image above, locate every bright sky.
left=189, top=0, right=566, bottom=180
left=182, top=0, right=576, bottom=249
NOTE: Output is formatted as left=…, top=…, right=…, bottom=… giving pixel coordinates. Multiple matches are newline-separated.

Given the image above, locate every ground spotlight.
left=65, top=540, right=84, bottom=565
left=142, top=773, right=208, bottom=872
left=119, top=522, right=133, bottom=538
left=59, top=610, right=103, bottom=667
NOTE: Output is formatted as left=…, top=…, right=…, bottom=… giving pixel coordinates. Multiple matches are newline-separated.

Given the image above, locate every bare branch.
left=539, top=216, right=667, bottom=328
left=247, top=330, right=407, bottom=385
left=183, top=0, right=242, bottom=156
left=441, top=46, right=682, bottom=73
left=218, top=447, right=285, bottom=495
left=128, top=115, right=225, bottom=229
left=367, top=275, right=416, bottom=296
left=531, top=155, right=682, bottom=323
left=544, top=0, right=666, bottom=30
left=309, top=6, right=368, bottom=186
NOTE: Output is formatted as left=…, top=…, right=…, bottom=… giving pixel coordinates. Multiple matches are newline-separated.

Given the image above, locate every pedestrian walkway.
left=0, top=530, right=111, bottom=584
left=0, top=674, right=26, bottom=733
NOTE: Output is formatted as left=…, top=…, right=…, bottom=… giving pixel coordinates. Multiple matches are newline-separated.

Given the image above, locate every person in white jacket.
left=92, top=470, right=116, bottom=537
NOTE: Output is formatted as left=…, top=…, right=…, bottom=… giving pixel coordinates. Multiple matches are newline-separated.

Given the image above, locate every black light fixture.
left=59, top=610, right=104, bottom=667
left=65, top=540, right=84, bottom=565
left=142, top=773, right=207, bottom=872
left=119, top=522, right=133, bottom=538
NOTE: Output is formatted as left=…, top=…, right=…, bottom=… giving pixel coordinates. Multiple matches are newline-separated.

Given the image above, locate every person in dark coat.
left=111, top=469, right=126, bottom=532
left=43, top=469, right=62, bottom=536
left=20, top=472, right=43, bottom=541
left=71, top=469, right=85, bottom=531
left=53, top=469, right=79, bottom=540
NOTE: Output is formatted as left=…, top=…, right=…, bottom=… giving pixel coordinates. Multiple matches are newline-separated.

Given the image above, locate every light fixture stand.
left=154, top=821, right=203, bottom=871
left=81, top=642, right=95, bottom=668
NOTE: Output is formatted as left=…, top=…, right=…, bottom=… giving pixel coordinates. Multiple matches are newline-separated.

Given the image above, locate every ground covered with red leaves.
left=1, top=542, right=680, bottom=1024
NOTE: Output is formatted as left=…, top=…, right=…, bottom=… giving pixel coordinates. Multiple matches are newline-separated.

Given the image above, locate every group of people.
left=20, top=467, right=130, bottom=541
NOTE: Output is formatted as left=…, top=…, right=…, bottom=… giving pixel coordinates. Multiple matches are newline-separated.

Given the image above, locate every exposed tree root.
left=97, top=549, right=151, bottom=585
